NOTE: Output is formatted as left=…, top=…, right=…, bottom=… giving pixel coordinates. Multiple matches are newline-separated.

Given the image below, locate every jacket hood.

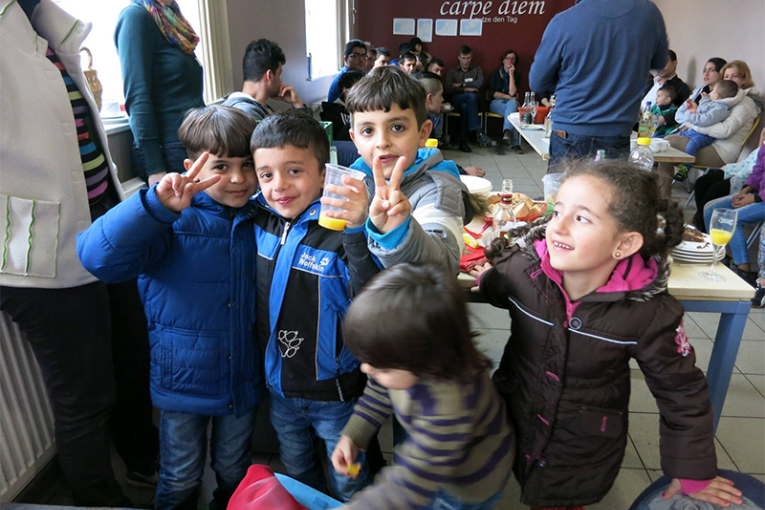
left=512, top=217, right=671, bottom=302
left=744, top=86, right=764, bottom=114
left=350, top=148, right=462, bottom=183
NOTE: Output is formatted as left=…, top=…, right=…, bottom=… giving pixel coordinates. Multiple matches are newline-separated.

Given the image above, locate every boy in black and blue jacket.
left=250, top=111, right=379, bottom=501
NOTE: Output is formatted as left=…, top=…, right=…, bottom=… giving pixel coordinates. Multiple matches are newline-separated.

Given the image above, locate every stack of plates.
left=671, top=232, right=719, bottom=264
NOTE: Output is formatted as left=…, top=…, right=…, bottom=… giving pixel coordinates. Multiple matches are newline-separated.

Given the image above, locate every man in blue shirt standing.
left=328, top=40, right=367, bottom=102
left=530, top=0, right=669, bottom=170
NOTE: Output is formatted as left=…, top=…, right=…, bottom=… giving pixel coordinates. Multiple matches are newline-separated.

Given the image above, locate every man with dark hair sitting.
left=327, top=39, right=368, bottom=102
left=223, top=38, right=304, bottom=121
left=374, top=47, right=391, bottom=68
left=427, top=58, right=445, bottom=77
left=444, top=45, right=497, bottom=152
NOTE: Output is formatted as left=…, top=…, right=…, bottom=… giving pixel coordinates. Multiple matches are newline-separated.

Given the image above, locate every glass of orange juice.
left=318, top=164, right=368, bottom=231
left=700, top=208, right=738, bottom=282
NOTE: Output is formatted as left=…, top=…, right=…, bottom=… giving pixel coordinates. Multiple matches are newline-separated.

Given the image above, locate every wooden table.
left=507, top=113, right=696, bottom=164
left=459, top=259, right=754, bottom=431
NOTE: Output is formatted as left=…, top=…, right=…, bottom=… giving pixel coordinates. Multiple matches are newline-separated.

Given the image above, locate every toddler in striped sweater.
left=331, top=263, right=514, bottom=509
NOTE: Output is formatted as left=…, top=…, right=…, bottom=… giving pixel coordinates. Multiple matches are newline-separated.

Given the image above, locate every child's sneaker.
left=673, top=165, right=689, bottom=182
left=752, top=280, right=765, bottom=308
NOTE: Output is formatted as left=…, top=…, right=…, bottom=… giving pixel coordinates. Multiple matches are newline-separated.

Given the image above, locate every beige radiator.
left=0, top=313, right=55, bottom=503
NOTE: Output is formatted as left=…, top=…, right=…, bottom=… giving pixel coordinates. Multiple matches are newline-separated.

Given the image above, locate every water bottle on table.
left=628, top=137, right=654, bottom=171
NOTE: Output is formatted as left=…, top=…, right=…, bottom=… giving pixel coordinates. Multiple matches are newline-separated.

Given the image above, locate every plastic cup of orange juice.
left=319, top=164, right=367, bottom=231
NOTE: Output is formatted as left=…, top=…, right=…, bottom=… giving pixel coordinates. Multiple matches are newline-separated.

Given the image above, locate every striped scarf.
left=45, top=48, right=111, bottom=205
left=135, top=0, right=199, bottom=55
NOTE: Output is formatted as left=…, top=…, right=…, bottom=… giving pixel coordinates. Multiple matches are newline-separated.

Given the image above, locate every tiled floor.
left=15, top=142, right=765, bottom=508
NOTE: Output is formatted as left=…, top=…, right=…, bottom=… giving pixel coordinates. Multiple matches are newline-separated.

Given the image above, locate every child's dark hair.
left=486, top=160, right=684, bottom=260
left=345, top=66, right=428, bottom=128
left=409, top=37, right=423, bottom=49
left=657, top=84, right=677, bottom=102
left=178, top=105, right=257, bottom=161
left=250, top=110, right=330, bottom=167
left=338, top=70, right=365, bottom=94
left=414, top=71, right=443, bottom=96
left=344, top=263, right=492, bottom=384
left=401, top=52, right=416, bottom=63
left=376, top=47, right=391, bottom=58
left=459, top=45, right=472, bottom=56
left=242, top=39, right=285, bottom=83
left=398, top=42, right=412, bottom=57
left=715, top=80, right=739, bottom=99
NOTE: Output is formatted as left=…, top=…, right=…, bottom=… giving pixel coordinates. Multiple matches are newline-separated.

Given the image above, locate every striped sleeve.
left=342, top=379, right=393, bottom=450
left=344, top=385, right=477, bottom=509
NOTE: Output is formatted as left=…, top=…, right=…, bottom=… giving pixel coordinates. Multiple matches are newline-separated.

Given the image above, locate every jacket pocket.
left=571, top=405, right=624, bottom=438
left=0, top=195, right=60, bottom=278
left=156, top=325, right=226, bottom=397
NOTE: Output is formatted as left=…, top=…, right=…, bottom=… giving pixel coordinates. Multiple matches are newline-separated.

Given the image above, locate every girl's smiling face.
left=546, top=175, right=626, bottom=274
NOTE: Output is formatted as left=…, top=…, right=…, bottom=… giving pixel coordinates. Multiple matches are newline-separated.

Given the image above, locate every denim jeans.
left=132, top=140, right=188, bottom=183
left=154, top=410, right=256, bottom=510
left=548, top=131, right=631, bottom=171
left=489, top=98, right=520, bottom=146
left=678, top=129, right=716, bottom=157
left=704, top=195, right=765, bottom=265
left=451, top=93, right=482, bottom=141
left=424, top=486, right=505, bottom=510
left=269, top=392, right=372, bottom=502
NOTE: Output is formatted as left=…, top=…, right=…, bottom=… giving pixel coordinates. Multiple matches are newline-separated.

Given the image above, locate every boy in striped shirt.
left=331, top=264, right=514, bottom=509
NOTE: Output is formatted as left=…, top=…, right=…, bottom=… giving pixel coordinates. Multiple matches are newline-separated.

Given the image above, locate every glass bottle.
left=529, top=92, right=538, bottom=124
left=543, top=94, right=556, bottom=139
left=492, top=179, right=517, bottom=241
left=594, top=149, right=606, bottom=161
left=520, top=92, right=532, bottom=127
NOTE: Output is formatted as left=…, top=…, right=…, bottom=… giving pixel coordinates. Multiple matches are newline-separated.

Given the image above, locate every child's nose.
left=374, top=131, right=391, bottom=148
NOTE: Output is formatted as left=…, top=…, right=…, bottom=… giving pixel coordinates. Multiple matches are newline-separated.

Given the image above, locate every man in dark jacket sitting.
left=222, top=38, right=305, bottom=121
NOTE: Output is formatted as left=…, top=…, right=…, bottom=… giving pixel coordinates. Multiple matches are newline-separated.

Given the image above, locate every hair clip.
left=656, top=213, right=667, bottom=238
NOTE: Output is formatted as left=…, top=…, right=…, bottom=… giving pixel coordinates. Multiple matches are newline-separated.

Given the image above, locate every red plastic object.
left=517, top=106, right=549, bottom=124
left=460, top=245, right=488, bottom=272
left=228, top=465, right=308, bottom=510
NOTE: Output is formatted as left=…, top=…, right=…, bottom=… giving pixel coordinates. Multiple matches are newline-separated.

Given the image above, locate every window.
left=304, top=0, right=341, bottom=80
left=50, top=0, right=211, bottom=111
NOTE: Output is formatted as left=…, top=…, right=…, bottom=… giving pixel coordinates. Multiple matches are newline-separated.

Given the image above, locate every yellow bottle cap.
left=637, top=137, right=652, bottom=146
left=425, top=138, right=439, bottom=148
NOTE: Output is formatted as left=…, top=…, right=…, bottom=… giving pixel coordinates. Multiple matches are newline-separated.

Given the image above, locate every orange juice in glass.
left=319, top=164, right=367, bottom=231
left=700, top=208, right=738, bottom=282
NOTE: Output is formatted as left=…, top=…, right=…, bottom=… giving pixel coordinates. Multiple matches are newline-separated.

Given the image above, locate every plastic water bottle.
left=638, top=102, right=656, bottom=138
left=529, top=92, right=538, bottom=124
left=594, top=149, right=606, bottom=162
left=628, top=137, right=654, bottom=171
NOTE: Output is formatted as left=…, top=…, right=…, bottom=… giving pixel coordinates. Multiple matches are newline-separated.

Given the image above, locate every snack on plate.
left=511, top=193, right=533, bottom=218
left=487, top=194, right=501, bottom=206
left=682, top=224, right=706, bottom=243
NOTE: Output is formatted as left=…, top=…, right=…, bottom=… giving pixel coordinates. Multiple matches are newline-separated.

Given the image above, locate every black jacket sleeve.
left=629, top=297, right=717, bottom=480
left=342, top=230, right=381, bottom=298
left=489, top=69, right=503, bottom=98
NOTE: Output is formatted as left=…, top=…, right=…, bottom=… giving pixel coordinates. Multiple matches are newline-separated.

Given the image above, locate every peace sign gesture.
left=369, top=155, right=412, bottom=234
left=155, top=152, right=221, bottom=213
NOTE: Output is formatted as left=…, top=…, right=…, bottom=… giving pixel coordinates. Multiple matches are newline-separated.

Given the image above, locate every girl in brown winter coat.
left=472, top=161, right=743, bottom=510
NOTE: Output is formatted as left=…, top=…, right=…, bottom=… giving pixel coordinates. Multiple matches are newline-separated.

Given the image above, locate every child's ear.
left=349, top=127, right=356, bottom=143
left=614, top=232, right=644, bottom=260
left=419, top=118, right=433, bottom=146
left=183, top=159, right=193, bottom=172
left=425, top=93, right=433, bottom=105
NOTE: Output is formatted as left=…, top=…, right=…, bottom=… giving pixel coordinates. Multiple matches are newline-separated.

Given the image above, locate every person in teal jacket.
left=115, top=0, right=205, bottom=185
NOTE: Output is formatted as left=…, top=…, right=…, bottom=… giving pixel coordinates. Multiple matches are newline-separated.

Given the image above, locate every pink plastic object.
left=228, top=465, right=308, bottom=510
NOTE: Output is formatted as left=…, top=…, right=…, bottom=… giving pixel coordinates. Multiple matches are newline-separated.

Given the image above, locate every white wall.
left=225, top=0, right=336, bottom=106
left=654, top=0, right=765, bottom=150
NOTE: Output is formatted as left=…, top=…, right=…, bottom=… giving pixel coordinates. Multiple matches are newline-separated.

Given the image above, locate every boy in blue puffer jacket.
left=250, top=111, right=380, bottom=501
left=77, top=105, right=264, bottom=510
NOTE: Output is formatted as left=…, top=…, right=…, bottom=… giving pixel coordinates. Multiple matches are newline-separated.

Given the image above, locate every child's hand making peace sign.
left=369, top=155, right=411, bottom=234
left=155, top=152, right=221, bottom=214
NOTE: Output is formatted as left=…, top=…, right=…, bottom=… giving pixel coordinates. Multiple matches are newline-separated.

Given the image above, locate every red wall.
left=356, top=0, right=575, bottom=94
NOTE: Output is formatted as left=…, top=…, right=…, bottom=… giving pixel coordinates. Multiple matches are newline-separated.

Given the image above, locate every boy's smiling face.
left=350, top=104, right=432, bottom=179
left=254, top=144, right=325, bottom=219
left=186, top=154, right=257, bottom=208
